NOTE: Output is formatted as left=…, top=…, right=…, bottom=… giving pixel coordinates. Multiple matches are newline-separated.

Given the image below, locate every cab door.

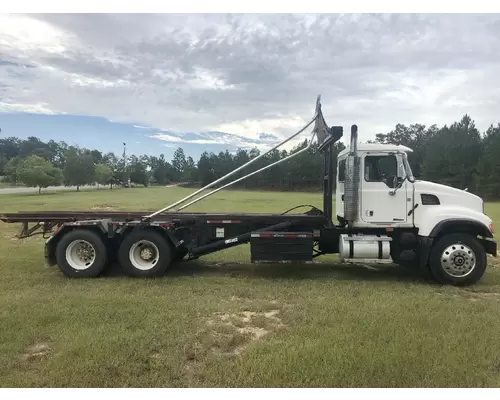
left=360, top=153, right=408, bottom=224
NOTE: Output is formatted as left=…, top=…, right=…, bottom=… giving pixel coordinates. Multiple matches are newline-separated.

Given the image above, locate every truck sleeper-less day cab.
left=0, top=97, right=496, bottom=286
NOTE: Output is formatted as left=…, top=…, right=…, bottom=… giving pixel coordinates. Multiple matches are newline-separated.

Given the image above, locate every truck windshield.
left=402, top=153, right=415, bottom=182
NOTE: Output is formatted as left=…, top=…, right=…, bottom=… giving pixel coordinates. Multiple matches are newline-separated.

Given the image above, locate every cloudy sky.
left=1, top=13, right=500, bottom=159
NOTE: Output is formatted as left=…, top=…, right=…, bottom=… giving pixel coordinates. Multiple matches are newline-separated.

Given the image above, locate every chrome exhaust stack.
left=343, top=125, right=360, bottom=228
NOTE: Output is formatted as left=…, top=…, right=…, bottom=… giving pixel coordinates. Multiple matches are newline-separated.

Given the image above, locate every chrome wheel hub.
left=77, top=245, right=94, bottom=262
left=140, top=247, right=154, bottom=261
left=129, top=240, right=160, bottom=271
left=66, top=240, right=97, bottom=270
left=441, top=243, right=476, bottom=278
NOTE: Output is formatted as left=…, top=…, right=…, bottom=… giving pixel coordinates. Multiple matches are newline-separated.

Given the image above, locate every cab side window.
left=364, top=155, right=398, bottom=186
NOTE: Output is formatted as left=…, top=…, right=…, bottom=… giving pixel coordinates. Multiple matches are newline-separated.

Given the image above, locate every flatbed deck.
left=0, top=210, right=327, bottom=224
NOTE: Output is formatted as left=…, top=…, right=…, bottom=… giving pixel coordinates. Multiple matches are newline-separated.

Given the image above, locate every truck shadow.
left=104, top=260, right=430, bottom=284
left=175, top=261, right=430, bottom=284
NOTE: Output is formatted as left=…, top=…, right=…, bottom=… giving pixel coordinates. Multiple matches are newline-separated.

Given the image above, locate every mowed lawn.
left=1, top=186, right=500, bottom=387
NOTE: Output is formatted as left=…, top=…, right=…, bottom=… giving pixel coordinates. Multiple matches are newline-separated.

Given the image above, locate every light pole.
left=123, top=142, right=130, bottom=187
left=0, top=128, right=3, bottom=178
left=123, top=142, right=126, bottom=187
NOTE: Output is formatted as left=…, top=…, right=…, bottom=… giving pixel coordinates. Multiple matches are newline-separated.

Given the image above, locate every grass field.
left=1, top=186, right=500, bottom=388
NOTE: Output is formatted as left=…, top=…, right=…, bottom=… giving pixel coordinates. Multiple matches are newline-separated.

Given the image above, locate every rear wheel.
left=428, top=233, right=487, bottom=286
left=118, top=229, right=173, bottom=277
left=55, top=229, right=109, bottom=277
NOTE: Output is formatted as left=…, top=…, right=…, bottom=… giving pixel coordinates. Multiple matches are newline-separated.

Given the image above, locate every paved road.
left=0, top=185, right=111, bottom=195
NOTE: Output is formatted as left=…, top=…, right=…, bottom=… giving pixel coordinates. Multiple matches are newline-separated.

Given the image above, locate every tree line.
left=1, top=113, right=500, bottom=198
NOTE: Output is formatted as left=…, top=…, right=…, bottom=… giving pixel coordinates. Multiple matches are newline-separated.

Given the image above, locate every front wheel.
left=118, top=229, right=173, bottom=277
left=428, top=233, right=487, bottom=286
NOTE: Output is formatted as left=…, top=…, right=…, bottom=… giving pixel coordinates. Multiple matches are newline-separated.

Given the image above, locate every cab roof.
left=338, top=142, right=413, bottom=158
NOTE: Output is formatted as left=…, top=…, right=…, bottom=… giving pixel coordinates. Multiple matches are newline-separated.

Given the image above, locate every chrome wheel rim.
left=129, top=240, right=159, bottom=271
left=65, top=240, right=96, bottom=270
left=441, top=243, right=476, bottom=278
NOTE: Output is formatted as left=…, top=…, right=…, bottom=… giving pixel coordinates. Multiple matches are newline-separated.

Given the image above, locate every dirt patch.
left=91, top=204, right=117, bottom=211
left=205, top=308, right=284, bottom=356
left=149, top=352, right=163, bottom=360
left=226, top=295, right=279, bottom=304
left=436, top=289, right=500, bottom=301
left=182, top=307, right=285, bottom=381
left=464, top=290, right=500, bottom=300
left=229, top=295, right=245, bottom=302
left=20, top=342, right=52, bottom=361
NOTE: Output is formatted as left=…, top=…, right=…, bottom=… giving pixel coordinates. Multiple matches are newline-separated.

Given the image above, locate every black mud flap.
left=480, top=237, right=497, bottom=257
left=418, top=236, right=433, bottom=268
left=44, top=240, right=57, bottom=266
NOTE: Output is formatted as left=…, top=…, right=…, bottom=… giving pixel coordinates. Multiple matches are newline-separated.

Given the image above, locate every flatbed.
left=1, top=96, right=496, bottom=286
left=0, top=210, right=326, bottom=224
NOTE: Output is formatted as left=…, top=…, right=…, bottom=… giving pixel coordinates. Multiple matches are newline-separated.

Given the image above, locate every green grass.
left=1, top=187, right=500, bottom=387
left=0, top=182, right=18, bottom=188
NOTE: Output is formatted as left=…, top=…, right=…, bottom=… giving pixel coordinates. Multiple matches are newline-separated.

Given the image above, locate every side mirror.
left=388, top=176, right=405, bottom=195
left=393, top=176, right=404, bottom=187
left=385, top=176, right=402, bottom=189
left=383, top=175, right=397, bottom=188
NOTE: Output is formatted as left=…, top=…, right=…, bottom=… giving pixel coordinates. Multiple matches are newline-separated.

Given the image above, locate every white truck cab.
left=334, top=133, right=496, bottom=286
left=336, top=143, right=493, bottom=236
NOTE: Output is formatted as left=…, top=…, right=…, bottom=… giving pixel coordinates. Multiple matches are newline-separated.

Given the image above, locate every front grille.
left=421, top=194, right=440, bottom=205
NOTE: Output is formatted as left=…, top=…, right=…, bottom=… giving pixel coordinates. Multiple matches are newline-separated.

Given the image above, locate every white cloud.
left=150, top=133, right=220, bottom=145
left=188, top=67, right=236, bottom=91
left=149, top=130, right=280, bottom=151
left=0, top=14, right=70, bottom=55
left=1, top=13, right=500, bottom=143
left=213, top=116, right=308, bottom=139
left=0, top=101, right=57, bottom=114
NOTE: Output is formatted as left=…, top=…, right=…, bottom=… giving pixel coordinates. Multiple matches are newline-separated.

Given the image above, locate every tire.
left=118, top=228, right=173, bottom=277
left=428, top=233, right=487, bottom=286
left=55, top=229, right=109, bottom=277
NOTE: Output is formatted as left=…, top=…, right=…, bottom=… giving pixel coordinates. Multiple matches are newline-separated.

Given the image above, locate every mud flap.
left=480, top=237, right=497, bottom=257
left=418, top=236, right=433, bottom=268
